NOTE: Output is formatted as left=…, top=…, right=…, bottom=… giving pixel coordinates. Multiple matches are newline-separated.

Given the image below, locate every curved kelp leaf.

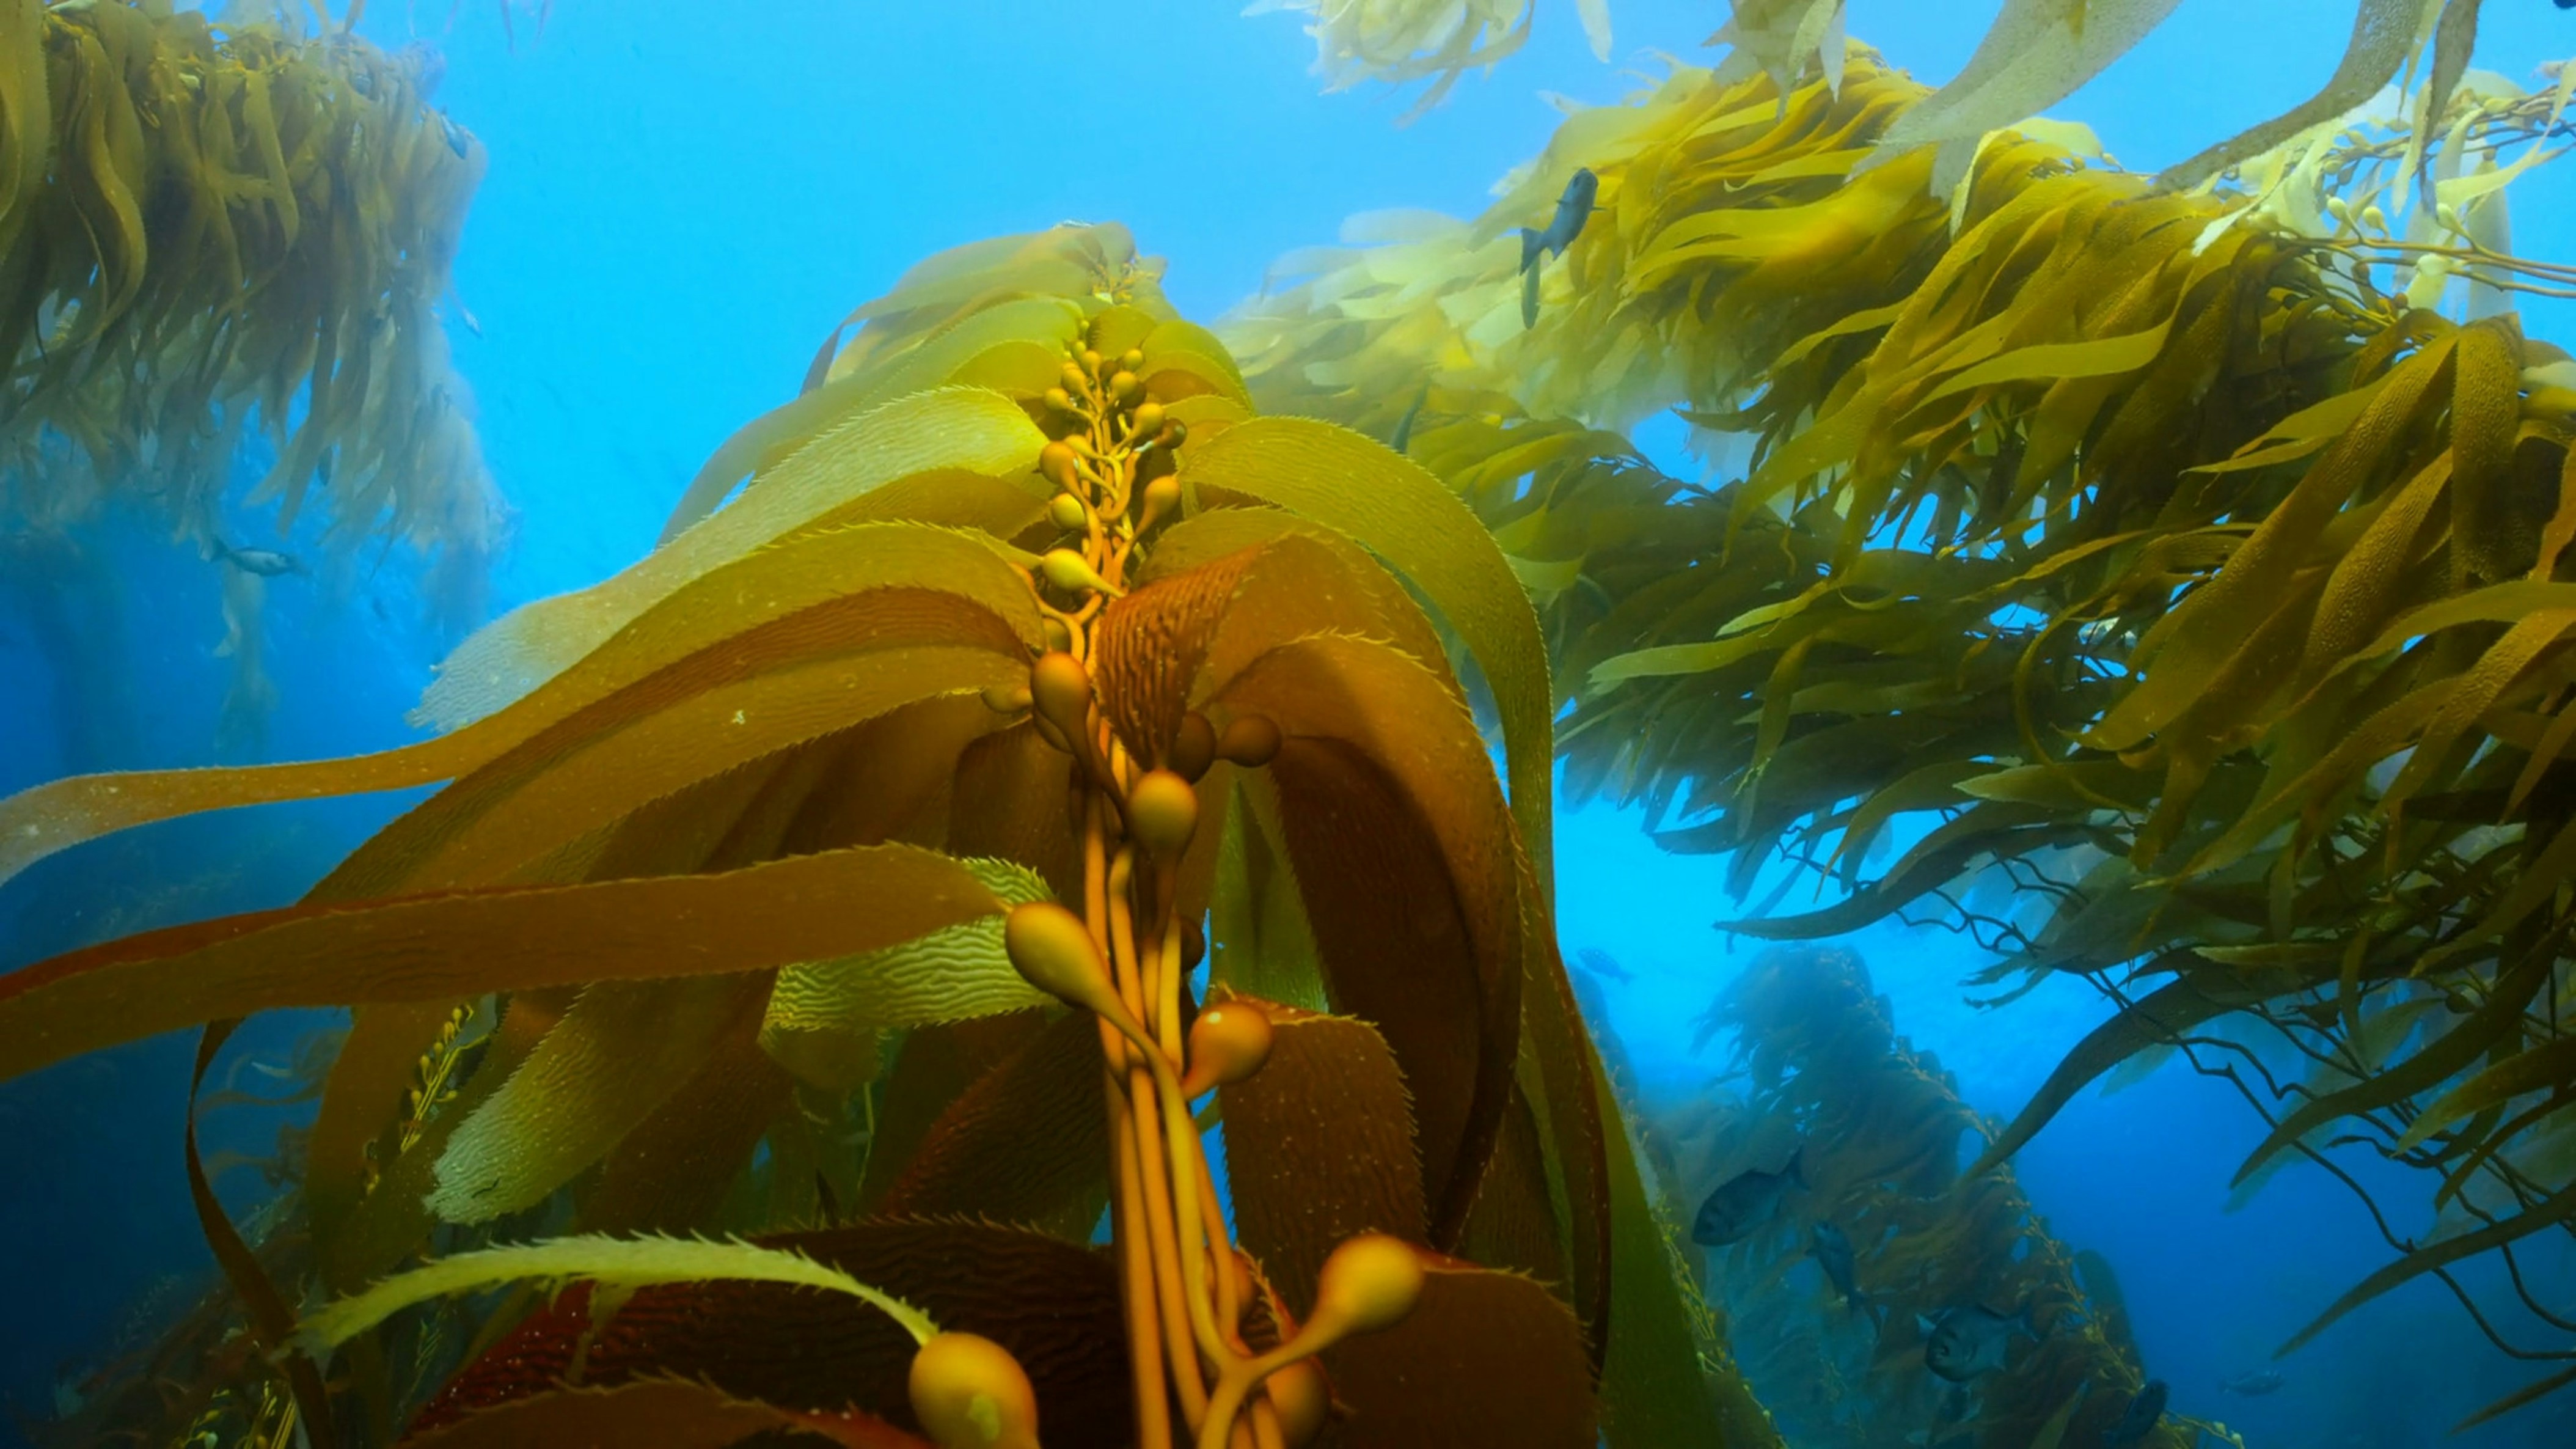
left=874, top=1008, right=1110, bottom=1236
left=1322, top=1258, right=1598, bottom=1448
left=0, top=844, right=1011, bottom=1082
left=297, top=1233, right=940, bottom=1358
left=1182, top=417, right=1557, bottom=886
left=420, top=386, right=1045, bottom=731
left=0, top=522, right=1044, bottom=892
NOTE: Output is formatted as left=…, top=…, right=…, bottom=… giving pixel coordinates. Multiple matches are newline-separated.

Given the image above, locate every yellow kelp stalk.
left=0, top=0, right=498, bottom=564
left=1231, top=36, right=2576, bottom=1429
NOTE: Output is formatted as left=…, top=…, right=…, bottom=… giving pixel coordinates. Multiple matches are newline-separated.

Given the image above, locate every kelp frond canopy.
left=0, top=0, right=499, bottom=560
left=1226, top=29, right=2576, bottom=1427
left=0, top=224, right=1755, bottom=1448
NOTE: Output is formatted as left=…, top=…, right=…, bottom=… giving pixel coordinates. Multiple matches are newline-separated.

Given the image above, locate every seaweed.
left=0, top=226, right=1728, bottom=1447
left=1228, top=21, right=2576, bottom=1426
left=1, top=0, right=500, bottom=563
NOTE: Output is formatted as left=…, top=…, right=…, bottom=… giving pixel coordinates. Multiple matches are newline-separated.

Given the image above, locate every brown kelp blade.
left=1220, top=1006, right=1429, bottom=1318
left=1322, top=1257, right=1597, bottom=1448
left=401, top=1377, right=929, bottom=1449
left=0, top=843, right=1009, bottom=1083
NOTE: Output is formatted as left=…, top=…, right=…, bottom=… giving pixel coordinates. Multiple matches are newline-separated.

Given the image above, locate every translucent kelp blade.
left=298, top=1233, right=939, bottom=1357
left=427, top=974, right=769, bottom=1223
left=1459, top=1082, right=1570, bottom=1286
left=343, top=640, right=1026, bottom=894
left=760, top=857, right=1058, bottom=1089
left=1870, top=0, right=2187, bottom=191
left=0, top=843, right=1009, bottom=1083
left=1182, top=417, right=1555, bottom=890
left=1207, top=775, right=1332, bottom=1014
left=875, top=1008, right=1109, bottom=1239
left=1212, top=633, right=1529, bottom=1245
left=0, top=520, right=1045, bottom=893
left=2161, top=0, right=2443, bottom=189
left=1970, top=975, right=2258, bottom=1175
left=1140, top=513, right=1454, bottom=692
left=400, top=1379, right=927, bottom=1449
left=412, top=1221, right=1130, bottom=1449
left=1219, top=1006, right=1428, bottom=1319
left=662, top=297, right=1085, bottom=542
left=1319, top=1258, right=1597, bottom=1448
left=419, top=386, right=1045, bottom=732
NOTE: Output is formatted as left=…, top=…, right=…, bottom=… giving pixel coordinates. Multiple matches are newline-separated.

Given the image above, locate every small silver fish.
left=1518, top=167, right=1598, bottom=329
left=1921, top=1303, right=2030, bottom=1382
left=1691, top=1145, right=1804, bottom=1247
left=2219, top=1368, right=2284, bottom=1396
left=1575, top=947, right=1634, bottom=985
left=213, top=540, right=304, bottom=578
left=441, top=112, right=472, bottom=158
left=2103, top=1379, right=2168, bottom=1446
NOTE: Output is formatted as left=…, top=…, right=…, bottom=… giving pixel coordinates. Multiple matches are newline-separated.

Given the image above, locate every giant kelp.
left=1228, top=26, right=2576, bottom=1426
left=0, top=0, right=498, bottom=560
left=1674, top=945, right=2220, bottom=1449
left=0, top=224, right=1750, bottom=1448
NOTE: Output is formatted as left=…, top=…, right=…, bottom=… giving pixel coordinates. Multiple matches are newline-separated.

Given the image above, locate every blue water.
left=6, top=2, right=2576, bottom=1445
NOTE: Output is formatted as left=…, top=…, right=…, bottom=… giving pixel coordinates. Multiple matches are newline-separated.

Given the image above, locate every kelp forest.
left=4, top=1, right=2576, bottom=1447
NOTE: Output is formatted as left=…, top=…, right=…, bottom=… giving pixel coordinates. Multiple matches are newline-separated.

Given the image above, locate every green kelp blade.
left=0, top=843, right=1008, bottom=1083
left=420, top=386, right=1045, bottom=732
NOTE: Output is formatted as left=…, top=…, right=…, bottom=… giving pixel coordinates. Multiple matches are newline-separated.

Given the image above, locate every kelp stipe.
left=0, top=226, right=1731, bottom=1446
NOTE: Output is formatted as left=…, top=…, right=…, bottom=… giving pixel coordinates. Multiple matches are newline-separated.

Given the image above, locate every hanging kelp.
left=1231, top=31, right=2576, bottom=1428
left=0, top=0, right=499, bottom=563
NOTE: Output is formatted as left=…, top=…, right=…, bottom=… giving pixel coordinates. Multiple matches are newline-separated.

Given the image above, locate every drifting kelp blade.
left=0, top=844, right=1011, bottom=1081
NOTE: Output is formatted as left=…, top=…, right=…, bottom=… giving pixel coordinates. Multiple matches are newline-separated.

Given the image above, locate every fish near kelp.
left=2218, top=1368, right=2283, bottom=1396
left=1520, top=167, right=1598, bottom=328
left=1692, top=1145, right=1805, bottom=1247
left=2102, top=1378, right=2167, bottom=1446
left=1807, top=1218, right=1862, bottom=1311
left=1921, top=1303, right=2032, bottom=1383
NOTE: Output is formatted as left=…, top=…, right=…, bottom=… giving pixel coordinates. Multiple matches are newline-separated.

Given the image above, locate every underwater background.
left=7, top=2, right=2576, bottom=1446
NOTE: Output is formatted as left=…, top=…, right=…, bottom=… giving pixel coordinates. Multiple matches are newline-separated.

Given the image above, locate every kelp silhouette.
left=0, top=226, right=1740, bottom=1447
left=1228, top=33, right=2576, bottom=1428
left=1675, top=946, right=2214, bottom=1449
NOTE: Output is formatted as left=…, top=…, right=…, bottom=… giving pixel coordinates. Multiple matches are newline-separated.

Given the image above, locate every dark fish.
left=1921, top=1303, right=2030, bottom=1382
left=1518, top=167, right=1598, bottom=328
left=213, top=540, right=304, bottom=578
left=1575, top=947, right=1634, bottom=984
left=2219, top=1368, right=2284, bottom=1396
left=1691, top=1145, right=1804, bottom=1247
left=2102, top=1379, right=2167, bottom=1446
left=1809, top=1219, right=1861, bottom=1307
left=1390, top=385, right=1430, bottom=454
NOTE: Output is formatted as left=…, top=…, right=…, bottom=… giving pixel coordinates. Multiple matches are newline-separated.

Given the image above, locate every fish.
left=2218, top=1368, right=2284, bottom=1396
left=1575, top=947, right=1634, bottom=984
left=2102, top=1379, right=2168, bottom=1446
left=1518, top=167, right=1598, bottom=328
left=1809, top=1219, right=1862, bottom=1308
left=212, top=539, right=304, bottom=578
left=1920, top=1303, right=2031, bottom=1382
left=1691, top=1145, right=1804, bottom=1246
left=441, top=112, right=472, bottom=158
